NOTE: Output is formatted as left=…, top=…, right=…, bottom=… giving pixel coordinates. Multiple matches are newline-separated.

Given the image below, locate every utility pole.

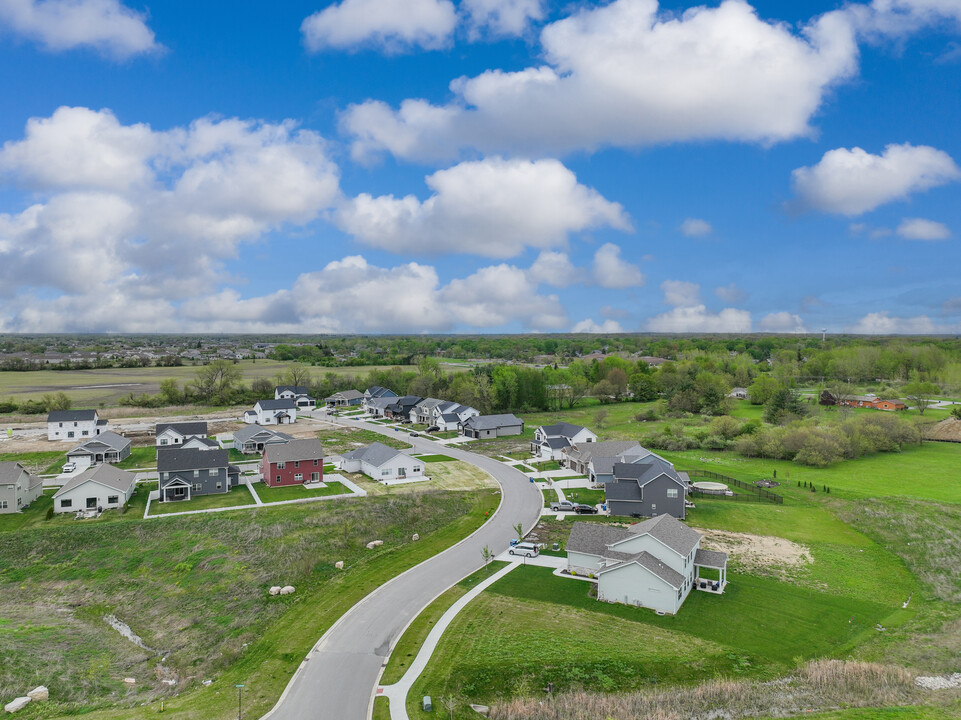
left=236, top=684, right=245, bottom=720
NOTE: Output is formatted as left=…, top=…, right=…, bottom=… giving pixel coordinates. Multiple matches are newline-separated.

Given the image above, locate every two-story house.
left=0, top=462, right=43, bottom=514
left=47, top=409, right=107, bottom=441
left=428, top=401, right=479, bottom=431
left=157, top=448, right=239, bottom=502
left=155, top=422, right=208, bottom=448
left=385, top=395, right=422, bottom=420
left=566, top=514, right=728, bottom=614
left=260, top=439, right=325, bottom=487
left=531, top=422, right=598, bottom=461
left=605, top=454, right=690, bottom=519
left=244, top=399, right=298, bottom=425
left=275, top=386, right=317, bottom=409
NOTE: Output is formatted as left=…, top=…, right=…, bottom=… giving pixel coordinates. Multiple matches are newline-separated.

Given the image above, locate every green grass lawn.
left=529, top=459, right=561, bottom=471
left=0, top=450, right=67, bottom=474
left=319, top=428, right=413, bottom=455
left=0, top=492, right=54, bottom=531
left=563, top=488, right=605, bottom=506
left=114, top=446, right=157, bottom=469
left=228, top=448, right=260, bottom=462
left=415, top=454, right=456, bottom=463
left=257, top=481, right=350, bottom=502
left=147, top=486, right=255, bottom=515
left=541, top=488, right=559, bottom=507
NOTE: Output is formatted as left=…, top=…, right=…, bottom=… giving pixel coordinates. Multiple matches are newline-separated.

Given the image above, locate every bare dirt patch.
left=699, top=528, right=813, bottom=578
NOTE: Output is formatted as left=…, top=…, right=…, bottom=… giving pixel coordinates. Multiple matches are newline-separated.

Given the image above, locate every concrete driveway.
left=260, top=416, right=543, bottom=720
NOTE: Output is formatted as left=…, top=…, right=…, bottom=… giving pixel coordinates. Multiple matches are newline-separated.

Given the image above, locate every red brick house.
left=261, top=438, right=325, bottom=488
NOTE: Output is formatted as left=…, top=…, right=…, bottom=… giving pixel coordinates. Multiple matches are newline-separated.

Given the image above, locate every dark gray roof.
left=54, top=464, right=136, bottom=497
left=326, top=389, right=364, bottom=401
left=694, top=548, right=729, bottom=569
left=185, top=436, right=219, bottom=449
left=540, top=422, right=587, bottom=438
left=158, top=447, right=228, bottom=472
left=47, top=409, right=97, bottom=423
left=613, top=456, right=684, bottom=488
left=156, top=421, right=208, bottom=437
left=276, top=386, right=311, bottom=395
left=603, top=480, right=644, bottom=503
left=232, top=424, right=293, bottom=444
left=365, top=386, right=397, bottom=399
left=68, top=430, right=130, bottom=454
left=0, top=461, right=26, bottom=484
left=463, top=414, right=523, bottom=430
left=566, top=441, right=643, bottom=464
left=256, top=399, right=297, bottom=411
left=264, top=438, right=325, bottom=464
left=602, top=551, right=686, bottom=588
left=440, top=413, right=461, bottom=423
left=341, top=442, right=408, bottom=467
left=542, top=437, right=571, bottom=450
left=566, top=522, right=636, bottom=559
left=624, top=514, right=701, bottom=556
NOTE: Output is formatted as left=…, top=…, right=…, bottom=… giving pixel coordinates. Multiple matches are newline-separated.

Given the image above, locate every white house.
left=364, top=396, right=395, bottom=418
left=0, top=462, right=43, bottom=514
left=66, top=431, right=132, bottom=470
left=728, top=387, right=748, bottom=400
left=338, top=442, right=425, bottom=481
left=52, top=464, right=137, bottom=514
left=531, top=422, right=597, bottom=461
left=155, top=421, right=208, bottom=448
left=429, top=401, right=479, bottom=430
left=275, top=386, right=317, bottom=409
left=47, top=409, right=107, bottom=441
left=410, top=398, right=445, bottom=424
left=566, top=515, right=728, bottom=615
left=244, top=399, right=298, bottom=425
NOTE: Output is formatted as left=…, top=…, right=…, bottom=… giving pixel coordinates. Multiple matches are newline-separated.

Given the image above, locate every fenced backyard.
left=686, top=469, right=783, bottom=504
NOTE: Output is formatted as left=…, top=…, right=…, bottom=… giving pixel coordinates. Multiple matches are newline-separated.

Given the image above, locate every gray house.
left=52, top=464, right=137, bottom=514
left=324, top=389, right=365, bottom=407
left=0, top=462, right=43, bottom=514
left=232, top=425, right=293, bottom=455
left=564, top=440, right=647, bottom=481
left=157, top=448, right=240, bottom=502
left=66, top=430, right=132, bottom=470
left=605, top=455, right=689, bottom=519
left=459, top=414, right=525, bottom=439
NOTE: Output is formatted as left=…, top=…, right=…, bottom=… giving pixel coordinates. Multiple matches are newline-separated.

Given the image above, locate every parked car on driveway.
left=426, top=425, right=439, bottom=433
left=574, top=503, right=598, bottom=514
left=550, top=500, right=576, bottom=512
left=509, top=542, right=540, bottom=557
left=62, top=462, right=76, bottom=474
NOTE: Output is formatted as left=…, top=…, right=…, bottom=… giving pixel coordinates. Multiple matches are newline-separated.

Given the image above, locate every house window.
left=311, top=472, right=320, bottom=482
left=174, top=487, right=185, bottom=497
left=68, top=431, right=75, bottom=438
left=161, top=439, right=168, bottom=445
left=294, top=473, right=303, bottom=482
left=82, top=431, right=89, bottom=436
left=107, top=495, right=119, bottom=504
left=86, top=498, right=97, bottom=509
left=294, top=461, right=300, bottom=468
left=413, top=467, right=421, bottom=473
left=61, top=499, right=72, bottom=508
left=193, top=470, right=200, bottom=478
left=277, top=462, right=285, bottom=469
left=0, top=500, right=7, bottom=509
left=208, top=468, right=217, bottom=476
left=193, top=484, right=201, bottom=492
left=381, top=469, right=391, bottom=476
left=216, top=482, right=222, bottom=490
left=667, top=488, right=678, bottom=498
left=276, top=475, right=281, bottom=483
left=313, top=459, right=319, bottom=466
left=59, top=422, right=63, bottom=427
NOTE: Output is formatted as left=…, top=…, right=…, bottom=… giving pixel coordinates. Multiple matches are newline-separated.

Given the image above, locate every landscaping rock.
left=470, top=704, right=491, bottom=716
left=280, top=586, right=295, bottom=595
left=4, top=697, right=31, bottom=713
left=269, top=586, right=281, bottom=596
left=366, top=540, right=384, bottom=549
left=412, top=533, right=419, bottom=541
left=334, top=561, right=344, bottom=570
left=123, top=678, right=136, bottom=685
left=27, top=687, right=48, bottom=702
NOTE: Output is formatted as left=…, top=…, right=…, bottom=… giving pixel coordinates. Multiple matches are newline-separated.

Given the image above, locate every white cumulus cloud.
left=591, top=243, right=645, bottom=289
left=527, top=250, right=578, bottom=288
left=680, top=218, right=713, bottom=237
left=758, top=311, right=807, bottom=333
left=301, top=0, right=456, bottom=53
left=896, top=217, right=951, bottom=240
left=661, top=279, right=701, bottom=307
left=847, top=311, right=938, bottom=334
left=337, top=157, right=630, bottom=258
left=343, top=0, right=859, bottom=161
left=0, top=0, right=160, bottom=58
left=647, top=306, right=752, bottom=333
left=462, top=0, right=544, bottom=37
left=714, top=282, right=747, bottom=304
left=790, top=143, right=961, bottom=215
left=571, top=318, right=624, bottom=333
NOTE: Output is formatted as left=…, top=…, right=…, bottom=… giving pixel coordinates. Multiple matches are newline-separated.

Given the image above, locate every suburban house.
left=0, top=462, right=43, bottom=514
left=244, top=399, right=298, bottom=425
left=410, top=398, right=445, bottom=424
left=339, top=442, right=424, bottom=481
left=364, top=396, right=395, bottom=417
left=564, top=440, right=647, bottom=481
left=385, top=395, right=423, bottom=420
left=324, top=389, right=365, bottom=407
left=427, top=401, right=479, bottom=430
left=181, top=436, right=220, bottom=451
left=819, top=392, right=907, bottom=411
left=459, top=414, right=525, bottom=439
left=275, top=386, right=317, bottom=409
left=53, top=464, right=137, bottom=514
left=232, top=425, right=293, bottom=454
left=364, top=385, right=398, bottom=407
left=566, top=515, right=728, bottom=614
left=261, top=439, right=325, bottom=487
left=531, top=422, right=598, bottom=460
left=65, top=430, right=132, bottom=470
left=155, top=421, right=208, bottom=448
left=636, top=356, right=670, bottom=368
left=728, top=387, right=748, bottom=400
left=47, top=409, right=107, bottom=441
left=157, top=448, right=239, bottom=502
left=605, top=454, right=690, bottom=519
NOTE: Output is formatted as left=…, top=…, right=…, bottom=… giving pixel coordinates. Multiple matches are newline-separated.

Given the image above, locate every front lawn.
left=319, top=428, right=413, bottom=455
left=115, top=446, right=157, bottom=469
left=257, top=481, right=350, bottom=502
left=148, top=487, right=255, bottom=515
left=529, top=459, right=561, bottom=471
left=228, top=448, right=261, bottom=462
left=0, top=450, right=67, bottom=475
left=415, top=454, right=456, bottom=463
left=563, top=488, right=605, bottom=506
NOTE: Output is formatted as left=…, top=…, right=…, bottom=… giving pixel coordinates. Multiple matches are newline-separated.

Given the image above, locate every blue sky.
left=0, top=0, right=959, bottom=334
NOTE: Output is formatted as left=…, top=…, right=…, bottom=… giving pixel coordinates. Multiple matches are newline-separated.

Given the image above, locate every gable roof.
left=366, top=386, right=397, bottom=399
left=264, top=438, right=325, bottom=464
left=462, top=414, right=524, bottom=430
left=255, top=399, right=297, bottom=411
left=600, top=550, right=686, bottom=588
left=157, top=447, right=228, bottom=472
left=47, top=409, right=98, bottom=423
left=694, top=548, right=728, bottom=569
left=0, top=461, right=26, bottom=484
left=622, top=514, right=701, bottom=556
left=156, top=421, right=208, bottom=437
left=276, top=386, right=311, bottom=395
left=540, top=422, right=588, bottom=438
left=68, top=430, right=130, bottom=454
left=54, top=464, right=136, bottom=497
left=612, top=456, right=683, bottom=487
left=183, top=436, right=220, bottom=449
left=566, top=522, right=637, bottom=559
left=326, top=389, right=364, bottom=401
left=341, top=441, right=408, bottom=467
left=232, top=424, right=293, bottom=444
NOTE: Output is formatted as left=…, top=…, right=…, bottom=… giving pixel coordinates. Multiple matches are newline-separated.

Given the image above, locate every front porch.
left=159, top=478, right=192, bottom=502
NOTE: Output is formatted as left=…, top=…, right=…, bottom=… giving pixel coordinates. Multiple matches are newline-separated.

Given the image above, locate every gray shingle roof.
left=276, top=386, right=311, bottom=395
left=156, top=421, right=208, bottom=437
left=566, top=522, right=636, bottom=558
left=540, top=422, right=587, bottom=438
left=0, top=462, right=26, bottom=484
left=157, top=447, right=228, bottom=472
left=463, top=414, right=523, bottom=430
left=341, top=442, right=408, bottom=467
left=694, top=548, right=729, bottom=569
left=541, top=437, right=571, bottom=450
left=602, top=551, right=686, bottom=588
left=624, top=514, right=701, bottom=556
left=326, top=389, right=364, bottom=401
left=264, top=438, right=325, bottom=464
left=47, top=409, right=98, bottom=423
left=54, top=464, right=136, bottom=497
left=256, top=399, right=297, bottom=411
left=68, top=430, right=130, bottom=454
left=232, top=424, right=293, bottom=444
left=566, top=440, right=643, bottom=465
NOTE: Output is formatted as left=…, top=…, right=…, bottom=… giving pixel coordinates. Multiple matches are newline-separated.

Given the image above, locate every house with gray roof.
left=275, top=386, right=317, bottom=409
left=385, top=395, right=422, bottom=419
left=459, top=414, right=524, bottom=439
left=566, top=515, right=728, bottom=614
left=606, top=455, right=689, bottom=519
left=531, top=422, right=597, bottom=460
left=53, top=464, right=137, bottom=514
left=364, top=396, right=395, bottom=417
left=325, top=389, right=365, bottom=407
left=564, top=440, right=648, bottom=482
left=47, top=409, right=107, bottom=441
left=410, top=398, right=445, bottom=424
left=155, top=421, right=208, bottom=448
left=426, top=401, right=479, bottom=429
left=0, top=462, right=43, bottom=514
left=261, top=439, right=325, bottom=487
left=244, top=399, right=298, bottom=425
left=66, top=430, right=131, bottom=470
left=232, top=425, right=293, bottom=454
left=157, top=448, right=239, bottom=502
left=338, top=442, right=424, bottom=481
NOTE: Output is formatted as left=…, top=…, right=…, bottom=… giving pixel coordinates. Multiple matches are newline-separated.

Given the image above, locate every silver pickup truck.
left=550, top=500, right=576, bottom=512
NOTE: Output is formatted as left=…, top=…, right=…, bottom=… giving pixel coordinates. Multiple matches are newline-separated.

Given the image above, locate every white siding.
left=54, top=480, right=134, bottom=514
left=598, top=563, right=679, bottom=614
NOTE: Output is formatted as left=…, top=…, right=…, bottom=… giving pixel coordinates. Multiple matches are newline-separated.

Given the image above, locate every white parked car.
left=62, top=462, right=76, bottom=473
left=509, top=542, right=540, bottom=558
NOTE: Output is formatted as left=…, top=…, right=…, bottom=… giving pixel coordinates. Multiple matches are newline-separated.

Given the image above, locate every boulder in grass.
left=280, top=586, right=295, bottom=595
left=269, top=586, right=282, bottom=596
left=412, top=533, right=419, bottom=542
left=366, top=540, right=384, bottom=549
left=4, top=697, right=31, bottom=713
left=123, top=678, right=136, bottom=685
left=27, top=687, right=48, bottom=701
left=334, top=561, right=344, bottom=570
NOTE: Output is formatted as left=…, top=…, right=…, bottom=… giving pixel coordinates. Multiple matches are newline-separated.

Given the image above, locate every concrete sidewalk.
left=378, top=562, right=519, bottom=720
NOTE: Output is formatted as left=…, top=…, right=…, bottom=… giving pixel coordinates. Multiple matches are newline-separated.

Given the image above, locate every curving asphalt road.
left=260, top=416, right=543, bottom=720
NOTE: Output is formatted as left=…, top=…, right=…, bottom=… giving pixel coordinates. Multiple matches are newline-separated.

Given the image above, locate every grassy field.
left=147, top=486, right=255, bottom=515
left=415, top=454, right=456, bottom=463
left=344, top=460, right=497, bottom=496
left=255, top=481, right=349, bottom=501
left=318, top=427, right=413, bottom=455
left=0, top=488, right=500, bottom=719
left=114, top=446, right=157, bottom=469
left=0, top=450, right=66, bottom=474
